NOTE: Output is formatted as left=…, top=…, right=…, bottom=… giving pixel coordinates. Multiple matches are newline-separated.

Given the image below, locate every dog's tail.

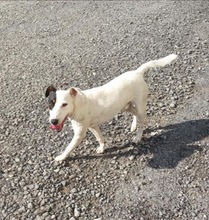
left=137, top=54, right=177, bottom=76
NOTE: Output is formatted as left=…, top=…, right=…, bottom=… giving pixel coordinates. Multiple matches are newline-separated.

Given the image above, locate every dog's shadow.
left=69, top=119, right=209, bottom=169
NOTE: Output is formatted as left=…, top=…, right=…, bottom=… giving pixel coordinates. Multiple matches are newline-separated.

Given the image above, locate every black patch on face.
left=45, top=85, right=57, bottom=110
left=48, top=91, right=56, bottom=110
left=45, top=85, right=56, bottom=98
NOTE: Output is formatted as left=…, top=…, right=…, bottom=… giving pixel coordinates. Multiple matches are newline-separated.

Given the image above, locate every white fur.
left=48, top=54, right=177, bottom=161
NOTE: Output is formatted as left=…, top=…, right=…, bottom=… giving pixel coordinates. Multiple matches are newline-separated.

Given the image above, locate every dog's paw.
left=133, top=132, right=142, bottom=143
left=133, top=137, right=141, bottom=143
left=55, top=154, right=66, bottom=162
left=96, top=146, right=104, bottom=154
left=130, top=117, right=137, bottom=132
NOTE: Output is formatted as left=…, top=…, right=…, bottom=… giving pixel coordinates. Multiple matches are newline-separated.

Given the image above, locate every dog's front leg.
left=55, top=134, right=84, bottom=161
left=55, top=122, right=87, bottom=161
left=89, top=126, right=105, bottom=154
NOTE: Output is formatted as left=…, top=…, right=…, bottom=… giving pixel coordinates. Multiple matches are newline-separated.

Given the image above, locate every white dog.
left=45, top=54, right=177, bottom=161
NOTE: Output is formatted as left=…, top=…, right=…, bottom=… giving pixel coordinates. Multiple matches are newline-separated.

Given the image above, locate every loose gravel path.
left=1, top=1, right=209, bottom=220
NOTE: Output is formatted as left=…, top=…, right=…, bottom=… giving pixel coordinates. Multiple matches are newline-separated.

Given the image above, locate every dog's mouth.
left=50, top=115, right=68, bottom=132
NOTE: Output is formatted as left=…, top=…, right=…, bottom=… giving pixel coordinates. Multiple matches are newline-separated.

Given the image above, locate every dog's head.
left=45, top=86, right=77, bottom=132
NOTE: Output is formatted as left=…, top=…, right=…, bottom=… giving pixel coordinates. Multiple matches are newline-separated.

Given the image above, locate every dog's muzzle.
left=50, top=115, right=68, bottom=132
left=51, top=119, right=59, bottom=125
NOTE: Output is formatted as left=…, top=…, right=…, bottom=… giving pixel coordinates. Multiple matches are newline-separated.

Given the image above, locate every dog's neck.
left=69, top=90, right=87, bottom=122
left=68, top=100, right=76, bottom=120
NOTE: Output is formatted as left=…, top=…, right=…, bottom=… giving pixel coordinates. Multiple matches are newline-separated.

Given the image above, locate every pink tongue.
left=50, top=124, right=62, bottom=131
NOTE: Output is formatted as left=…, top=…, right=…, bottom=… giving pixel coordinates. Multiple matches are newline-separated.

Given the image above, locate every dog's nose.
left=51, top=119, right=59, bottom=125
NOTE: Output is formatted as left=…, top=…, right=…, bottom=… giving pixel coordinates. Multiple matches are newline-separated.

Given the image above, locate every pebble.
left=54, top=169, right=60, bottom=173
left=27, top=203, right=33, bottom=209
left=169, top=102, right=176, bottom=108
left=18, top=206, right=26, bottom=213
left=71, top=188, right=77, bottom=194
left=74, top=208, right=80, bottom=217
left=41, top=212, right=49, bottom=219
left=96, top=193, right=101, bottom=198
left=61, top=180, right=67, bottom=186
left=15, top=157, right=20, bottom=163
left=129, top=155, right=135, bottom=161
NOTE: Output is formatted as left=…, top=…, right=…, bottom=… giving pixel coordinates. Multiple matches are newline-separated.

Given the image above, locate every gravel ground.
left=1, top=1, right=209, bottom=220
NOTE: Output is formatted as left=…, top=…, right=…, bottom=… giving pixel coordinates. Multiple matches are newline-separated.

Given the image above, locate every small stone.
left=15, top=157, right=20, bottom=163
left=129, top=155, right=135, bottom=161
left=96, top=193, right=101, bottom=198
left=40, top=199, right=46, bottom=206
left=170, top=102, right=176, bottom=108
left=150, top=131, right=158, bottom=136
left=41, top=212, right=49, bottom=219
left=34, top=184, right=39, bottom=190
left=133, top=148, right=139, bottom=155
left=71, top=188, right=77, bottom=194
left=68, top=206, right=73, bottom=213
left=27, top=203, right=33, bottom=209
left=54, top=169, right=60, bottom=173
left=61, top=180, right=67, bottom=186
left=18, top=206, right=26, bottom=213
left=63, top=186, right=70, bottom=194
left=19, top=181, right=26, bottom=187
left=69, top=174, right=76, bottom=180
left=163, top=135, right=167, bottom=140
left=111, top=160, right=116, bottom=164
left=74, top=208, right=80, bottom=217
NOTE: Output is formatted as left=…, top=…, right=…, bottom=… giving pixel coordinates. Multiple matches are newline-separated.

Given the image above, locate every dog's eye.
left=62, top=103, right=68, bottom=107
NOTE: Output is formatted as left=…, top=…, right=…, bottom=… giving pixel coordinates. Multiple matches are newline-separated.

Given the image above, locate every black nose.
left=51, top=119, right=59, bottom=125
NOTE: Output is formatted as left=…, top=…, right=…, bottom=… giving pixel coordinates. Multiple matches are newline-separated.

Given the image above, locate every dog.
left=45, top=54, right=177, bottom=161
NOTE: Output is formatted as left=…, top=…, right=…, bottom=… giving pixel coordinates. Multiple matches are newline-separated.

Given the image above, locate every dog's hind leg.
left=131, top=83, right=148, bottom=143
left=132, top=97, right=147, bottom=143
left=89, top=126, right=105, bottom=154
left=124, top=102, right=138, bottom=132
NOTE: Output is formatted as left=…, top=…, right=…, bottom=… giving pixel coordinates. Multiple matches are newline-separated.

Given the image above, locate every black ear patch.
left=45, top=85, right=56, bottom=98
left=48, top=91, right=56, bottom=110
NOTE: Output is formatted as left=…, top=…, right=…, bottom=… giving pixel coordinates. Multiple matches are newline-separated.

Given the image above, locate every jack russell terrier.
left=45, top=54, right=177, bottom=161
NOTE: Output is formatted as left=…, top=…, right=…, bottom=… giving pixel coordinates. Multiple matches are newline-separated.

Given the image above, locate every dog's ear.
left=69, top=87, right=77, bottom=98
left=45, top=85, right=56, bottom=98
